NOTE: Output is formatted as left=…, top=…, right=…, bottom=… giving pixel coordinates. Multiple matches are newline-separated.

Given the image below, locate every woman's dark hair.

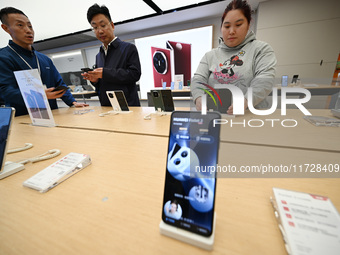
left=87, top=4, right=112, bottom=23
left=0, top=7, right=27, bottom=25
left=221, top=0, right=252, bottom=26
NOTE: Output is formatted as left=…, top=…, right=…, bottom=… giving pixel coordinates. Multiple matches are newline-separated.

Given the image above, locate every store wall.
left=256, top=0, right=340, bottom=84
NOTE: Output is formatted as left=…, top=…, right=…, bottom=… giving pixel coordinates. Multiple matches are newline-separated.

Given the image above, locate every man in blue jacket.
left=82, top=4, right=141, bottom=106
left=0, top=7, right=88, bottom=116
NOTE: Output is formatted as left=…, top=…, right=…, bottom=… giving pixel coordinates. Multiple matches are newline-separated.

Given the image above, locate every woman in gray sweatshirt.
left=191, top=0, right=277, bottom=114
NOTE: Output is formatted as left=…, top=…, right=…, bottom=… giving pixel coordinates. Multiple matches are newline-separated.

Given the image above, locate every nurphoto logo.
left=198, top=83, right=312, bottom=128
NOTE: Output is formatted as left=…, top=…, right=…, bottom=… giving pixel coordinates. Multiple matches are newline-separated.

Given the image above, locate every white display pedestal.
left=0, top=162, right=25, bottom=180
left=114, top=110, right=133, bottom=114
left=159, top=213, right=216, bottom=250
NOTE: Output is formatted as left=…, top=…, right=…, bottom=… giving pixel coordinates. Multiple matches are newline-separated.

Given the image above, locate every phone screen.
left=52, top=86, right=68, bottom=92
left=161, top=90, right=174, bottom=112
left=0, top=108, right=15, bottom=171
left=81, top=68, right=93, bottom=72
left=162, top=111, right=221, bottom=237
left=291, top=75, right=299, bottom=84
left=281, top=75, right=288, bottom=87
left=115, top=91, right=129, bottom=111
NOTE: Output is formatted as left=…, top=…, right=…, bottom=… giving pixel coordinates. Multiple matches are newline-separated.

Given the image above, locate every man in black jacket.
left=82, top=4, right=141, bottom=106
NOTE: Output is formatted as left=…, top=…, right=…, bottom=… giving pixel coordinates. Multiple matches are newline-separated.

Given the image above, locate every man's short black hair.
left=87, top=4, right=112, bottom=23
left=0, top=7, right=27, bottom=25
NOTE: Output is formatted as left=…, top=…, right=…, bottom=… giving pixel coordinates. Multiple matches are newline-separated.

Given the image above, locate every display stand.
left=99, top=110, right=132, bottom=117
left=114, top=110, right=133, bottom=114
left=154, top=111, right=171, bottom=116
left=159, top=213, right=216, bottom=250
left=0, top=162, right=25, bottom=180
left=144, top=111, right=170, bottom=120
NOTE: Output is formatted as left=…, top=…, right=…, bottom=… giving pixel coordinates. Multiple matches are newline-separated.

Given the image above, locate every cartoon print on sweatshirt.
left=213, top=51, right=245, bottom=84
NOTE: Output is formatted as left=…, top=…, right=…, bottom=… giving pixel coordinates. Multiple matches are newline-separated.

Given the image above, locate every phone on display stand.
left=291, top=74, right=299, bottom=84
left=106, top=91, right=130, bottom=112
left=0, top=107, right=26, bottom=180
left=106, top=91, right=121, bottom=111
left=0, top=107, right=15, bottom=172
left=161, top=90, right=175, bottom=112
left=151, top=90, right=164, bottom=111
left=114, top=91, right=129, bottom=111
left=281, top=75, right=288, bottom=87
left=151, top=90, right=175, bottom=112
left=161, top=111, right=221, bottom=237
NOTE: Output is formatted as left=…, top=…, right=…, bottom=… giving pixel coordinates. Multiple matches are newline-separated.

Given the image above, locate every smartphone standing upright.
left=160, top=90, right=174, bottom=112
left=291, top=74, right=299, bottom=84
left=106, top=91, right=121, bottom=111
left=162, top=111, right=221, bottom=237
left=114, top=91, right=129, bottom=111
left=281, top=75, right=288, bottom=87
left=150, top=90, right=175, bottom=112
left=151, top=90, right=164, bottom=111
left=106, top=90, right=130, bottom=111
left=0, top=107, right=15, bottom=172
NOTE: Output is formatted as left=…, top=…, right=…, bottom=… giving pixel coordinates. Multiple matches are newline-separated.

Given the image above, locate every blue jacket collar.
left=8, top=40, right=35, bottom=56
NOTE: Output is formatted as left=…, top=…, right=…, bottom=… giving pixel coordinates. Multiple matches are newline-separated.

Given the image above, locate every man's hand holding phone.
left=45, top=87, right=67, bottom=99
left=81, top=67, right=103, bottom=83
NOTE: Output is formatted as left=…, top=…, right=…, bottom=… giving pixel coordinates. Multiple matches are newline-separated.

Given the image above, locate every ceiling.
left=0, top=0, right=265, bottom=51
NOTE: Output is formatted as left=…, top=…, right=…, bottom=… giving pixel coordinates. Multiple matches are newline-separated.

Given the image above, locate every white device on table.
left=106, top=91, right=121, bottom=111
left=105, top=91, right=131, bottom=115
left=23, top=152, right=91, bottom=192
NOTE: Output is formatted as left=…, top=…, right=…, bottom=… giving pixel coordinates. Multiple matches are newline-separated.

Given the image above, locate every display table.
left=1, top=123, right=339, bottom=255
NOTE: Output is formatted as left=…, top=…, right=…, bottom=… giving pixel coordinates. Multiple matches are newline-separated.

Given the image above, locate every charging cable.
left=6, top=143, right=60, bottom=164
left=1, top=144, right=61, bottom=180
left=7, top=143, right=33, bottom=154
left=16, top=149, right=61, bottom=165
